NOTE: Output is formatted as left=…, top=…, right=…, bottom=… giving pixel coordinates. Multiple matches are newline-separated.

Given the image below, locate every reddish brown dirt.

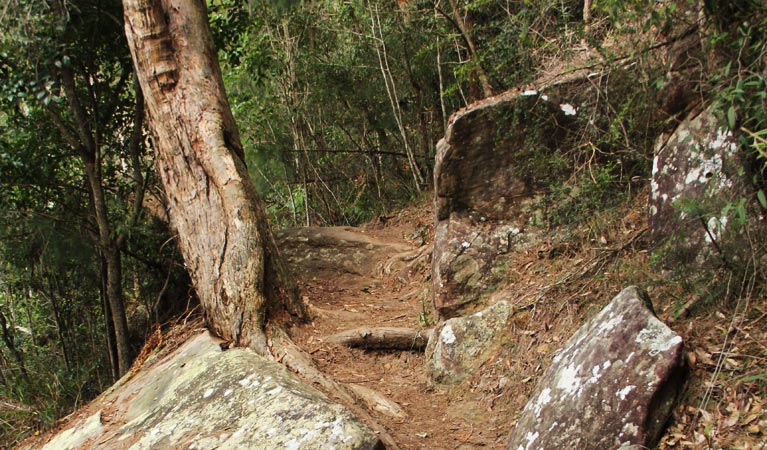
left=285, top=204, right=513, bottom=449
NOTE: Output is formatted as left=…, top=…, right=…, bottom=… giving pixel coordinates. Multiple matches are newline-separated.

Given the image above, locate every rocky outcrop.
left=275, top=226, right=411, bottom=281
left=38, top=332, right=382, bottom=450
left=650, top=105, right=749, bottom=268
left=426, top=300, right=518, bottom=383
left=432, top=84, right=586, bottom=318
left=506, top=287, right=687, bottom=450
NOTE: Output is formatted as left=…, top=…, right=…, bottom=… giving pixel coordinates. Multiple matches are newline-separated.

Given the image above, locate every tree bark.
left=122, top=0, right=304, bottom=355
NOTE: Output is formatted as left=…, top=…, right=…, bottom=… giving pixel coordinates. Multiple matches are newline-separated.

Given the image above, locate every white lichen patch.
left=560, top=103, right=577, bottom=116
left=266, top=386, right=283, bottom=396
left=616, top=385, right=635, bottom=401
left=635, top=318, right=682, bottom=356
left=556, top=363, right=582, bottom=396
left=533, top=388, right=552, bottom=417
left=586, top=363, right=605, bottom=385
left=519, top=431, right=539, bottom=450
left=704, top=216, right=728, bottom=243
left=711, top=128, right=736, bottom=152
left=621, top=422, right=639, bottom=437
left=440, top=324, right=457, bottom=345
left=596, top=313, right=623, bottom=336
left=330, top=417, right=353, bottom=443
left=685, top=152, right=723, bottom=185
left=238, top=373, right=256, bottom=387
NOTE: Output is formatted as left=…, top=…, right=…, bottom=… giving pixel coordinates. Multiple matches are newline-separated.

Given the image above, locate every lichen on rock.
left=506, top=287, right=687, bottom=450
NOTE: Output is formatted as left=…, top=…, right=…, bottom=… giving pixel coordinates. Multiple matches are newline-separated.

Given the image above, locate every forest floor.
left=20, top=198, right=767, bottom=450
left=281, top=197, right=767, bottom=450
left=284, top=204, right=513, bottom=450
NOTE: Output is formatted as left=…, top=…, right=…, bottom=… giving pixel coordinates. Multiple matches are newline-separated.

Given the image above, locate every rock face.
left=506, top=287, right=687, bottom=450
left=432, top=86, right=584, bottom=318
left=426, top=300, right=518, bottom=383
left=649, top=105, right=747, bottom=268
left=39, top=332, right=382, bottom=450
left=275, top=226, right=410, bottom=281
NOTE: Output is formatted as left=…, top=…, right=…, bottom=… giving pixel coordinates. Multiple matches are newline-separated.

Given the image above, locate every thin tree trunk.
left=123, top=0, right=304, bottom=355
left=0, top=309, right=27, bottom=379
left=100, top=255, right=118, bottom=383
left=83, top=160, right=131, bottom=376
left=38, top=288, right=72, bottom=373
left=434, top=0, right=492, bottom=100
left=445, top=0, right=493, bottom=98
left=370, top=5, right=424, bottom=191
left=57, top=57, right=132, bottom=376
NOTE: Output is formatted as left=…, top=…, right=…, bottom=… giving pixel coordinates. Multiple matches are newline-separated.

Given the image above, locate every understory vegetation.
left=1, top=0, right=766, bottom=447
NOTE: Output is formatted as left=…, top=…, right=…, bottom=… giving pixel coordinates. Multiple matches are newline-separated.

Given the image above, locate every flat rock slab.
left=39, top=331, right=382, bottom=450
left=507, top=287, right=687, bottom=450
left=275, top=226, right=411, bottom=280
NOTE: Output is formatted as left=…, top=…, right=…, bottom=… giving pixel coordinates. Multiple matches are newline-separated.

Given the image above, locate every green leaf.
left=741, top=371, right=767, bottom=383
left=727, top=106, right=737, bottom=130
left=758, top=189, right=767, bottom=210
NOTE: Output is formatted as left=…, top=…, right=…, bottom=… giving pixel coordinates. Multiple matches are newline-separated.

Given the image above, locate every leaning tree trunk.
left=122, top=0, right=304, bottom=355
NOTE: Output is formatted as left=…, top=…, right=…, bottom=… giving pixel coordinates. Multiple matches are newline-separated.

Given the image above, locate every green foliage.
left=706, top=1, right=767, bottom=212
left=0, top=0, right=188, bottom=442
left=213, top=0, right=598, bottom=227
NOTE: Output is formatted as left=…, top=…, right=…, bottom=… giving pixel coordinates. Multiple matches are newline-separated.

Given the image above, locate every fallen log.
left=325, top=327, right=433, bottom=351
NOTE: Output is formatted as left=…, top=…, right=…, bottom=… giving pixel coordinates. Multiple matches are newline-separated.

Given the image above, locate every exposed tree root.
left=267, top=324, right=399, bottom=450
left=348, top=383, right=407, bottom=419
left=377, top=244, right=432, bottom=278
left=325, top=327, right=433, bottom=351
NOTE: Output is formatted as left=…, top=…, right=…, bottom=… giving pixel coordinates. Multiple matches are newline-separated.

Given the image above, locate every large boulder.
left=432, top=84, right=587, bottom=319
left=506, top=287, right=687, bottom=450
left=38, top=331, right=382, bottom=450
left=649, top=105, right=750, bottom=268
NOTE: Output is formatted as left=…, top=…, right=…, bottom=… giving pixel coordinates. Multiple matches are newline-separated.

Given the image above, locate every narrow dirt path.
left=278, top=210, right=511, bottom=449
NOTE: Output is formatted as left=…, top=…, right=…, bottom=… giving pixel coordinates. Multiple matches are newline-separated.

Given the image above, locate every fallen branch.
left=325, top=327, right=433, bottom=351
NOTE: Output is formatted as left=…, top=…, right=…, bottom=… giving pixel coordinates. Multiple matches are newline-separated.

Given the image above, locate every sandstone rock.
left=506, top=287, right=687, bottom=450
left=40, top=331, right=382, bottom=450
left=432, top=86, right=585, bottom=318
left=649, top=105, right=749, bottom=268
left=426, top=300, right=518, bottom=383
left=275, top=226, right=411, bottom=281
